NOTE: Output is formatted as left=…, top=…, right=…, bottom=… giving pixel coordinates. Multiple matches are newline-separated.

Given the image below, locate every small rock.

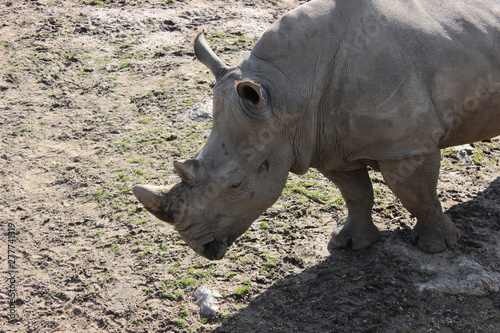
left=73, top=307, right=83, bottom=316
left=452, top=144, right=474, bottom=153
left=452, top=144, right=474, bottom=163
left=189, top=100, right=212, bottom=120
left=255, top=275, right=267, bottom=284
left=193, top=286, right=222, bottom=319
left=250, top=245, right=263, bottom=254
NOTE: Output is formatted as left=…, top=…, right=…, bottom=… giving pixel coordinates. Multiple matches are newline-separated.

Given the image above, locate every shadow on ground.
left=215, top=178, right=500, bottom=333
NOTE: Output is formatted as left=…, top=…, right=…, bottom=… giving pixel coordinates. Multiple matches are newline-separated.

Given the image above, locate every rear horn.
left=132, top=184, right=187, bottom=225
left=174, top=159, right=208, bottom=186
left=194, top=29, right=229, bottom=81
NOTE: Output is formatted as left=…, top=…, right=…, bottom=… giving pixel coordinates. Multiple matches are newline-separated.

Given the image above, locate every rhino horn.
left=133, top=184, right=187, bottom=225
left=174, top=159, right=208, bottom=186
left=194, top=29, right=229, bottom=80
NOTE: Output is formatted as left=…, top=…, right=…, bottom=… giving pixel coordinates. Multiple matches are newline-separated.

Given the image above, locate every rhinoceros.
left=133, top=0, right=500, bottom=260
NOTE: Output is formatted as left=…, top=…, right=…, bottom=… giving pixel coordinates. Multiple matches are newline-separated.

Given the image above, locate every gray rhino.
left=133, top=0, right=500, bottom=260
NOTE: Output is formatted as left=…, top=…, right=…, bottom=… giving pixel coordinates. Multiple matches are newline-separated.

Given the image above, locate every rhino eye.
left=230, top=180, right=242, bottom=188
left=258, top=160, right=270, bottom=173
left=227, top=173, right=243, bottom=188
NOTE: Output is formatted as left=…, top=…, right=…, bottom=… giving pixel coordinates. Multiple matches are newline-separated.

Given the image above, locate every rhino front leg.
left=322, top=168, right=381, bottom=250
left=378, top=151, right=460, bottom=253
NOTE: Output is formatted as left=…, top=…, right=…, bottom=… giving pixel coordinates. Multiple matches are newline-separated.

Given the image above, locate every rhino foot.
left=328, top=217, right=381, bottom=251
left=411, top=214, right=460, bottom=253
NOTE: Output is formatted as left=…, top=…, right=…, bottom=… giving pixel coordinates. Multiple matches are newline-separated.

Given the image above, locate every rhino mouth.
left=202, top=240, right=228, bottom=260
left=182, top=233, right=235, bottom=260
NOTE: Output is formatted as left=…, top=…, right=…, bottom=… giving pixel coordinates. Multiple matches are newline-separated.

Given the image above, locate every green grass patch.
left=234, top=285, right=251, bottom=296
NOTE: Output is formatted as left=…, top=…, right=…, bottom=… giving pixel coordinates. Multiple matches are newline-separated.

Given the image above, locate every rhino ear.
left=236, top=80, right=267, bottom=110
left=194, top=29, right=229, bottom=80
left=174, top=159, right=208, bottom=186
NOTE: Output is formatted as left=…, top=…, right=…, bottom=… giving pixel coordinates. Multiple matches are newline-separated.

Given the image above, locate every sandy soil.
left=1, top=1, right=499, bottom=332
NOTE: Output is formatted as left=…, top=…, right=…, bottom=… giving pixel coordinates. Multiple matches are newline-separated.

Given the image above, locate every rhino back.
left=242, top=0, right=499, bottom=169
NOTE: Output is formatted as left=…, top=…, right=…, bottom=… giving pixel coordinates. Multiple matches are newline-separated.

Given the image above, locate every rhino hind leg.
left=322, top=168, right=381, bottom=251
left=379, top=151, right=460, bottom=253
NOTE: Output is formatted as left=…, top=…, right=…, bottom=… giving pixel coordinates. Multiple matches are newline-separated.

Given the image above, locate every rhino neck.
left=238, top=60, right=345, bottom=176
left=245, top=0, right=348, bottom=174
left=286, top=111, right=320, bottom=175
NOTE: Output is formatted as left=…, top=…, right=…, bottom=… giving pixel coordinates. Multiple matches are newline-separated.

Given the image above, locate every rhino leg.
left=379, top=151, right=460, bottom=253
left=323, top=168, right=381, bottom=250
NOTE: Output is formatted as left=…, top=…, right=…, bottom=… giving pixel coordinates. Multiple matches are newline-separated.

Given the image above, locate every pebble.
left=188, top=100, right=212, bottom=120
left=452, top=144, right=474, bottom=163
left=193, top=286, right=222, bottom=319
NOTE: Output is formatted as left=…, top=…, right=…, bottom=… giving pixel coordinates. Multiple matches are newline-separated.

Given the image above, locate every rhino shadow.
left=214, top=177, right=500, bottom=333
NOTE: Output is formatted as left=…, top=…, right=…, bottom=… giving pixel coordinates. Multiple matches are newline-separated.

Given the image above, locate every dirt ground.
left=1, top=0, right=499, bottom=332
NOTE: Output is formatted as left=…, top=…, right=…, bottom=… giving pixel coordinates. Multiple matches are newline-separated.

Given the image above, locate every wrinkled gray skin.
left=134, top=0, right=500, bottom=260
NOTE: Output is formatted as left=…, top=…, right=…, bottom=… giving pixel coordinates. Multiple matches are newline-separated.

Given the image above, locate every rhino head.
left=133, top=31, right=303, bottom=260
